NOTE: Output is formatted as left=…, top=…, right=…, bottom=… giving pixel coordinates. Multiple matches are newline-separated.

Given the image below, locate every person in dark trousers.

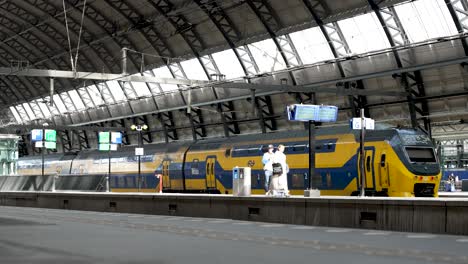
left=262, top=144, right=275, bottom=195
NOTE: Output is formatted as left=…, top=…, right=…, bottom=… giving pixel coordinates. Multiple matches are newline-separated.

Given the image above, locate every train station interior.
left=0, top=0, right=467, bottom=263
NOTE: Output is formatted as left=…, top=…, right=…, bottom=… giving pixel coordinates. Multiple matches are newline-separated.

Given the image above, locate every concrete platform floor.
left=0, top=206, right=467, bottom=264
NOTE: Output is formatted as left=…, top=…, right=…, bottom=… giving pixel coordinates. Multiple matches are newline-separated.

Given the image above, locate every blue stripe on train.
left=110, top=173, right=160, bottom=189
left=127, top=153, right=359, bottom=191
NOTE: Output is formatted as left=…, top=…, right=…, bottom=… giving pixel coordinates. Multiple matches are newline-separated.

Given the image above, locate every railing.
left=0, top=174, right=108, bottom=192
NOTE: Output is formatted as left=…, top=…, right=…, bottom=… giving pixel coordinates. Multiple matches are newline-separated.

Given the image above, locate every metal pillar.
left=359, top=109, right=366, bottom=197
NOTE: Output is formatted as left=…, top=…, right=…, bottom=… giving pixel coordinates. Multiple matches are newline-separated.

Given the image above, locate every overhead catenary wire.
left=62, top=0, right=88, bottom=75
left=74, top=0, right=87, bottom=74
left=62, top=0, right=75, bottom=73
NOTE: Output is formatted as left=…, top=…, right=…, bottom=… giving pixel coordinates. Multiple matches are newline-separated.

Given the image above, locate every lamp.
left=131, top=124, right=148, bottom=192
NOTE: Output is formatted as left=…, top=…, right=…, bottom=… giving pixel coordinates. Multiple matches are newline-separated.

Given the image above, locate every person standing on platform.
left=262, top=144, right=275, bottom=195
left=274, top=144, right=289, bottom=196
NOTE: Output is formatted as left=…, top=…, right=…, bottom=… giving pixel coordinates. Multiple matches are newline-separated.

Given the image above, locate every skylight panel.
left=289, top=27, right=335, bottom=64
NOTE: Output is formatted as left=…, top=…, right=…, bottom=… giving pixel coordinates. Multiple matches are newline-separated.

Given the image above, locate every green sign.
left=99, top=143, right=110, bottom=151
left=99, top=132, right=110, bottom=144
left=44, top=141, right=56, bottom=149
left=44, top=129, right=57, bottom=142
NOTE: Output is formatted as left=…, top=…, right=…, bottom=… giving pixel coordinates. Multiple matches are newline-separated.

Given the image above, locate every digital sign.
left=111, top=132, right=122, bottom=144
left=44, top=129, right=57, bottom=142
left=99, top=132, right=110, bottom=144
left=31, top=129, right=43, bottom=141
left=287, top=104, right=338, bottom=122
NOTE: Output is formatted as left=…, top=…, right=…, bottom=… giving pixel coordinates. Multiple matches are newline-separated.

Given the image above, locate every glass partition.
left=0, top=135, right=19, bottom=175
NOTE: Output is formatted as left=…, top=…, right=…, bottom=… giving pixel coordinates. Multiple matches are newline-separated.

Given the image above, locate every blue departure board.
left=287, top=104, right=338, bottom=122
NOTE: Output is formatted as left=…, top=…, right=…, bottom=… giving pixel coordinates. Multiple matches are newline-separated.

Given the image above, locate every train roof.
left=18, top=124, right=430, bottom=160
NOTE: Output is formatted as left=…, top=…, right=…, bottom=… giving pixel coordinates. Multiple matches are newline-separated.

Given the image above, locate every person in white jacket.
left=273, top=144, right=289, bottom=196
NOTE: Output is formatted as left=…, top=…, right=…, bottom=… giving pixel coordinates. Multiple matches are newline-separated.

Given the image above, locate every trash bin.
left=462, top=180, right=468, bottom=192
left=232, top=167, right=251, bottom=196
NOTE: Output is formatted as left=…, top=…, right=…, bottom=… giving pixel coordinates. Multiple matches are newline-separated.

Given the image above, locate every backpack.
left=272, top=163, right=283, bottom=175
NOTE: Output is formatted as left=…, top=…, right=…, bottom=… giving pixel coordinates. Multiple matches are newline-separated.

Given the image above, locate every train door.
left=379, top=151, right=389, bottom=189
left=364, top=148, right=376, bottom=190
left=162, top=160, right=171, bottom=189
left=205, top=157, right=216, bottom=190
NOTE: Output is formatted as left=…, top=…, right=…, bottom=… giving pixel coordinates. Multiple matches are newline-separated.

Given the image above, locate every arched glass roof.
left=7, top=0, right=463, bottom=124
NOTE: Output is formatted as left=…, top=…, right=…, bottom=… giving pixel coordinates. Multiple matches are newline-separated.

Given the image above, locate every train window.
left=118, top=176, right=125, bottom=187
left=405, top=147, right=436, bottom=163
left=232, top=146, right=261, bottom=157
left=247, top=147, right=260, bottom=154
left=315, top=145, right=322, bottom=150
left=366, top=156, right=371, bottom=172
left=191, top=160, right=199, bottom=175
left=293, top=145, right=306, bottom=152
left=292, top=173, right=304, bottom=188
left=380, top=154, right=386, bottom=167
left=225, top=149, right=231, bottom=157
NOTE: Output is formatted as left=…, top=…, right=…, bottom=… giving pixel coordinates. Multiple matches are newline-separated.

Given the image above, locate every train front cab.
left=382, top=130, right=440, bottom=197
left=345, top=129, right=440, bottom=197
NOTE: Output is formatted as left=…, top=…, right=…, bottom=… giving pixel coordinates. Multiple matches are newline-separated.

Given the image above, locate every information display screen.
left=287, top=104, right=338, bottom=122
left=318, top=106, right=338, bottom=122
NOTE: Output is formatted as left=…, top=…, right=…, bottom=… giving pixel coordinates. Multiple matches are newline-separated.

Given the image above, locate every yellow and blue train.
left=17, top=126, right=441, bottom=197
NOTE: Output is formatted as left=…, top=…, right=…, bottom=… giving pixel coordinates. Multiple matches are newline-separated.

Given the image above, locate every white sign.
left=110, top=144, right=118, bottom=151
left=351, top=118, right=375, bottom=130
left=365, top=118, right=375, bottom=130
left=35, top=141, right=44, bottom=148
left=135, top=148, right=144, bottom=156
left=351, top=118, right=362, bottom=129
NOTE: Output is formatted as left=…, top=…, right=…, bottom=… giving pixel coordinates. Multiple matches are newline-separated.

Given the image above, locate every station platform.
left=439, top=191, right=468, bottom=198
left=0, top=191, right=467, bottom=236
left=1, top=205, right=467, bottom=264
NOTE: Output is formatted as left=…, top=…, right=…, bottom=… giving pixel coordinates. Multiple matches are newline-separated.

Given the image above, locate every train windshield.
left=405, top=147, right=437, bottom=163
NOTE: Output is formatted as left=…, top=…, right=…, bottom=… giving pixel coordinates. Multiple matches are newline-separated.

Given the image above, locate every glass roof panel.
left=289, top=27, right=335, bottom=64
left=338, top=13, right=390, bottom=54
left=211, top=49, right=245, bottom=79
left=43, top=96, right=60, bottom=115
left=36, top=100, right=51, bottom=118
left=249, top=38, right=286, bottom=73
left=395, top=0, right=457, bottom=43
left=29, top=102, right=44, bottom=119
left=130, top=74, right=152, bottom=97
left=68, top=90, right=86, bottom=110
left=142, top=70, right=162, bottom=95
left=52, top=94, right=67, bottom=113
left=9, top=106, right=21, bottom=123
left=152, top=67, right=179, bottom=92
left=86, top=85, right=105, bottom=106
left=15, top=105, right=29, bottom=121
left=77, top=87, right=95, bottom=108
left=180, top=58, right=209, bottom=80
left=22, top=103, right=36, bottom=120
left=106, top=80, right=127, bottom=102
